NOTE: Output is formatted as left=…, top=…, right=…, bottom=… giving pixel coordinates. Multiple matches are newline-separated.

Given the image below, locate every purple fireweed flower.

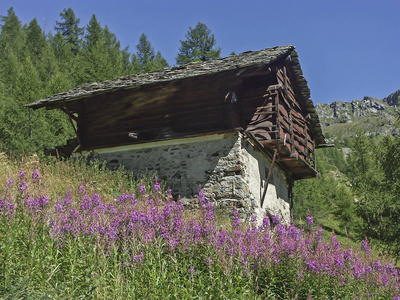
left=227, top=247, right=235, bottom=256
left=353, top=264, right=363, bottom=278
left=69, top=209, right=80, bottom=219
left=334, top=257, right=344, bottom=268
left=133, top=253, right=144, bottom=263
left=306, top=215, right=314, bottom=227
left=343, top=250, right=352, bottom=261
left=31, top=170, right=41, bottom=183
left=315, top=226, right=323, bottom=242
left=393, top=296, right=399, bottom=300
left=38, top=196, right=49, bottom=207
left=1, top=204, right=13, bottom=220
left=18, top=170, right=26, bottom=179
left=117, top=193, right=135, bottom=204
left=106, top=226, right=117, bottom=240
left=250, top=215, right=257, bottom=223
left=91, top=193, right=101, bottom=206
left=205, top=257, right=213, bottom=264
left=241, top=260, right=250, bottom=268
left=188, top=265, right=195, bottom=274
left=306, top=260, right=317, bottom=271
left=261, top=216, right=270, bottom=230
left=153, top=177, right=161, bottom=191
left=12, top=176, right=400, bottom=299
left=26, top=196, right=49, bottom=212
left=382, top=276, right=389, bottom=285
left=361, top=240, right=371, bottom=253
left=198, top=186, right=205, bottom=206
left=0, top=199, right=15, bottom=217
left=232, top=209, right=240, bottom=228
left=205, top=202, right=214, bottom=221
left=139, top=183, right=146, bottom=194
left=62, top=195, right=72, bottom=208
left=6, top=178, right=13, bottom=186
left=19, top=181, right=28, bottom=192
left=272, top=215, right=280, bottom=226
left=107, top=204, right=117, bottom=215
left=78, top=185, right=85, bottom=193
left=54, top=202, right=62, bottom=212
left=330, top=235, right=341, bottom=250
left=80, top=195, right=92, bottom=211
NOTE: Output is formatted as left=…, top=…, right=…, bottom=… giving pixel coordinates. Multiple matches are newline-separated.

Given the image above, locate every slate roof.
left=27, top=46, right=302, bottom=107
left=26, top=45, right=325, bottom=145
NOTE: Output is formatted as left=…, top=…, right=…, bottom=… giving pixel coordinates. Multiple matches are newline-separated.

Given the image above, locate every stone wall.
left=81, top=132, right=290, bottom=223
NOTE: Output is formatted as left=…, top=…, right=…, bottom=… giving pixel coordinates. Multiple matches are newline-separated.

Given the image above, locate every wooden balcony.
left=245, top=83, right=318, bottom=180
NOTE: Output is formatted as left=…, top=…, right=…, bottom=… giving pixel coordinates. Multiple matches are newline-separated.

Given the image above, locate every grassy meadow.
left=0, top=153, right=399, bottom=299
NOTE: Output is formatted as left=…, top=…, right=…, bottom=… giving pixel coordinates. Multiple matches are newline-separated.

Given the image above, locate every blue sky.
left=1, top=0, right=399, bottom=104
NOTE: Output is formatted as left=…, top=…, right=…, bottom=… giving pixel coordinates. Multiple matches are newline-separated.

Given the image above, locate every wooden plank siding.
left=78, top=72, right=238, bottom=150
left=75, top=57, right=317, bottom=178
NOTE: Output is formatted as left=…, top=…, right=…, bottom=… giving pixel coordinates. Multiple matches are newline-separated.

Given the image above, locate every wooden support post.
left=312, top=140, right=316, bottom=169
left=260, top=149, right=278, bottom=208
left=289, top=179, right=294, bottom=223
left=62, top=101, right=82, bottom=149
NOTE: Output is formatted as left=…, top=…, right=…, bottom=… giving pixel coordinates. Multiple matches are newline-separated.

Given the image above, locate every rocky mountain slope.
left=315, top=90, right=399, bottom=143
left=383, top=89, right=400, bottom=106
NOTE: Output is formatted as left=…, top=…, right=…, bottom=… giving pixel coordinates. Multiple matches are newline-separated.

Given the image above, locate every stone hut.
left=27, top=45, right=326, bottom=222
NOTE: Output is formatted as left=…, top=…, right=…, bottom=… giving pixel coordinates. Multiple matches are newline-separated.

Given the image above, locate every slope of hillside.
left=315, top=93, right=399, bottom=144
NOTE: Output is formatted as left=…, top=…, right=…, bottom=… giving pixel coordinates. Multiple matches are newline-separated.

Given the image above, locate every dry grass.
left=0, top=153, right=141, bottom=207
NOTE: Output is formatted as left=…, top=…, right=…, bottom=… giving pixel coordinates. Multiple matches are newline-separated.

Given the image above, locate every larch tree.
left=0, top=7, right=25, bottom=91
left=54, top=7, right=83, bottom=53
left=0, top=7, right=25, bottom=57
left=134, top=33, right=168, bottom=73
left=25, top=18, right=46, bottom=62
left=176, top=22, right=221, bottom=65
left=84, top=14, right=102, bottom=49
left=351, top=128, right=400, bottom=262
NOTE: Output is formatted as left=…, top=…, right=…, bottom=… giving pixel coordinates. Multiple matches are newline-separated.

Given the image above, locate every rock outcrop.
left=383, top=89, right=400, bottom=106
left=315, top=91, right=399, bottom=140
left=316, top=97, right=390, bottom=126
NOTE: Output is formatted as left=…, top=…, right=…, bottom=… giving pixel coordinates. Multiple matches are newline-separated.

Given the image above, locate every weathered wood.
left=275, top=94, right=281, bottom=139
left=261, top=149, right=278, bottom=208
left=289, top=178, right=294, bottom=222
left=62, top=101, right=82, bottom=148
left=74, top=58, right=321, bottom=179
left=289, top=109, right=295, bottom=155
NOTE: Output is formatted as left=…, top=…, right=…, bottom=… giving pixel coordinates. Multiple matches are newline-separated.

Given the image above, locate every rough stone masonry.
left=83, top=131, right=290, bottom=223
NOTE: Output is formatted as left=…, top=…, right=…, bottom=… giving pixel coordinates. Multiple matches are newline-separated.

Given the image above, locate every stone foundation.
left=81, top=131, right=290, bottom=223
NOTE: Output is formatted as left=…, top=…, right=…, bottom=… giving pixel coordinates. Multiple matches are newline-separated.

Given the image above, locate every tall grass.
left=0, top=154, right=399, bottom=299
